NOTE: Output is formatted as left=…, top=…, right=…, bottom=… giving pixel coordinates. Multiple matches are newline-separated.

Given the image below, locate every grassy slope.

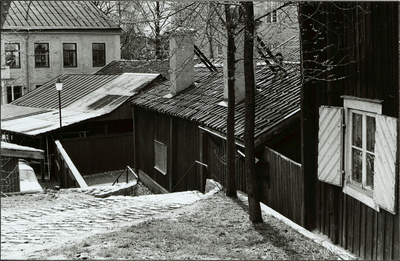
left=41, top=191, right=339, bottom=260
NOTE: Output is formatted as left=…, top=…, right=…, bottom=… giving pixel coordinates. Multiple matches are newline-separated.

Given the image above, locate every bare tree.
left=243, top=1, right=262, bottom=223
left=225, top=3, right=237, bottom=198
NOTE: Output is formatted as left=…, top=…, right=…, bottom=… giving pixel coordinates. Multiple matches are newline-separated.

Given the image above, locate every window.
left=5, top=43, right=20, bottom=68
left=34, top=43, right=49, bottom=67
left=7, top=85, right=22, bottom=103
left=349, top=110, right=376, bottom=191
left=343, top=97, right=383, bottom=210
left=154, top=140, right=167, bottom=175
left=317, top=96, right=398, bottom=214
left=63, top=43, right=77, bottom=67
left=92, top=43, right=105, bottom=67
left=266, top=2, right=278, bottom=23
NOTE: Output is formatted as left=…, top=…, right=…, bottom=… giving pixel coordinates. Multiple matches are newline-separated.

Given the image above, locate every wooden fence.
left=261, top=147, right=304, bottom=227
left=62, top=133, right=134, bottom=175
left=207, top=134, right=304, bottom=226
left=1, top=157, right=20, bottom=193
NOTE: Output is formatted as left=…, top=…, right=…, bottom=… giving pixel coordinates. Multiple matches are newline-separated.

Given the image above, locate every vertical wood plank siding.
left=262, top=147, right=304, bottom=226
left=1, top=157, right=20, bottom=193
left=300, top=2, right=399, bottom=259
left=62, top=133, right=134, bottom=175
left=135, top=106, right=201, bottom=192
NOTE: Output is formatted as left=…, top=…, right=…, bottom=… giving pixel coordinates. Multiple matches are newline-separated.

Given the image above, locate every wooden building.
left=299, top=2, right=399, bottom=260
left=1, top=73, right=159, bottom=183
left=1, top=141, right=44, bottom=193
left=128, top=30, right=302, bottom=201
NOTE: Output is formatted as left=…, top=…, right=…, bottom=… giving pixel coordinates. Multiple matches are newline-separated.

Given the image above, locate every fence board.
left=263, top=147, right=303, bottom=226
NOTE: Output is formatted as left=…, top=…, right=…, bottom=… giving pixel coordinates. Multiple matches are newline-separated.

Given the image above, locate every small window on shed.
left=154, top=140, right=167, bottom=175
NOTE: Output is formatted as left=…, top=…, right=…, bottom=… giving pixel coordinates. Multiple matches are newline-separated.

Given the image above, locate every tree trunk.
left=155, top=1, right=162, bottom=60
left=225, top=3, right=237, bottom=198
left=243, top=1, right=262, bottom=223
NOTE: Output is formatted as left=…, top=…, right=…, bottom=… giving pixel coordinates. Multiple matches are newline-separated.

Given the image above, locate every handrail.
left=112, top=166, right=138, bottom=186
left=55, top=140, right=88, bottom=188
left=171, top=161, right=207, bottom=192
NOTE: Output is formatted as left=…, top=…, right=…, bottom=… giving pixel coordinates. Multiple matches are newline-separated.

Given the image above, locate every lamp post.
left=55, top=77, right=63, bottom=187
left=55, top=77, right=63, bottom=142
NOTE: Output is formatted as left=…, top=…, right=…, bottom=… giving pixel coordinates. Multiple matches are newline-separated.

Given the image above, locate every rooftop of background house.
left=1, top=73, right=159, bottom=136
left=1, top=1, right=120, bottom=30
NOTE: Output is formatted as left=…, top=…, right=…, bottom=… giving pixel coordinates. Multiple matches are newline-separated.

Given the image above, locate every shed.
left=1, top=141, right=44, bottom=193
left=1, top=73, right=159, bottom=183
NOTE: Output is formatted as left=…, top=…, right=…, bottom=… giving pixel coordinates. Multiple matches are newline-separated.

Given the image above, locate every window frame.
left=343, top=97, right=382, bottom=211
left=92, top=43, right=106, bottom=67
left=63, top=43, right=77, bottom=68
left=6, top=85, right=22, bottom=103
left=154, top=140, right=167, bottom=175
left=34, top=43, right=50, bottom=68
left=5, top=43, right=21, bottom=68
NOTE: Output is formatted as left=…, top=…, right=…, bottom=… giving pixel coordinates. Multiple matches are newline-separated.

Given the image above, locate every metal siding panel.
left=374, top=114, right=398, bottom=214
left=318, top=106, right=343, bottom=186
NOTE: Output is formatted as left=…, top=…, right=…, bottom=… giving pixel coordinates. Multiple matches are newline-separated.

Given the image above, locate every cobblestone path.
left=1, top=191, right=206, bottom=259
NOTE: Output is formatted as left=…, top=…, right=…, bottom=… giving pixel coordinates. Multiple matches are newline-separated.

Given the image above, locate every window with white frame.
left=317, top=96, right=398, bottom=214
left=5, top=43, right=20, bottom=68
left=154, top=140, right=167, bottom=175
left=343, top=98, right=382, bottom=209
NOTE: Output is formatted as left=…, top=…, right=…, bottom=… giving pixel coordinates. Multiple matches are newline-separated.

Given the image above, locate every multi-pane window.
left=7, top=85, right=22, bottom=103
left=266, top=2, right=278, bottom=23
left=350, top=110, right=376, bottom=191
left=63, top=43, right=77, bottom=67
left=34, top=43, right=50, bottom=67
left=5, top=43, right=20, bottom=68
left=154, top=140, right=167, bottom=175
left=92, top=43, right=105, bottom=67
left=318, top=97, right=398, bottom=214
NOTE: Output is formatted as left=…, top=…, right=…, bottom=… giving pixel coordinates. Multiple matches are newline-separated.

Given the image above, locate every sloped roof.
left=1, top=1, right=120, bottom=30
left=2, top=141, right=44, bottom=159
left=95, top=60, right=170, bottom=79
left=271, top=35, right=300, bottom=63
left=130, top=65, right=301, bottom=145
left=2, top=73, right=159, bottom=136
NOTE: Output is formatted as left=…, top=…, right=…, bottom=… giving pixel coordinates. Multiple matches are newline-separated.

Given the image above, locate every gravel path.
left=1, top=189, right=209, bottom=259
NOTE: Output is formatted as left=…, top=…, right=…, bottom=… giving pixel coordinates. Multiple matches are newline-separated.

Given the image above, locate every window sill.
left=343, top=182, right=380, bottom=212
left=154, top=166, right=167, bottom=176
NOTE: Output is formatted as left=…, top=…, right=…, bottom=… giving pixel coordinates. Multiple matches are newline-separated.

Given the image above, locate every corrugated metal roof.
left=1, top=1, right=120, bottom=30
left=130, top=65, right=301, bottom=142
left=2, top=73, right=159, bottom=136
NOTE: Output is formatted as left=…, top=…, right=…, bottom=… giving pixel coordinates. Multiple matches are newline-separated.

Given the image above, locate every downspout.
left=25, top=30, right=30, bottom=94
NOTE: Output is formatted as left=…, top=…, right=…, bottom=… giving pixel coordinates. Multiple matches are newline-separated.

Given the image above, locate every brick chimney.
left=168, top=28, right=196, bottom=97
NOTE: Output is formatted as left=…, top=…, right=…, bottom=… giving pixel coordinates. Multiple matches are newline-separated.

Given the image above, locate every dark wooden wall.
left=62, top=133, right=134, bottom=175
left=134, top=106, right=201, bottom=192
left=300, top=2, right=399, bottom=259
